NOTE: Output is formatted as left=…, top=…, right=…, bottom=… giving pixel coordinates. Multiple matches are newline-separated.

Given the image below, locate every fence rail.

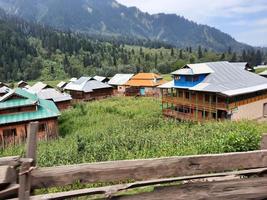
left=0, top=124, right=267, bottom=200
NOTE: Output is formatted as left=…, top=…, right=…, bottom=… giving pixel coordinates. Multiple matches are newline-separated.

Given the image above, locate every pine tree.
left=198, top=46, right=203, bottom=59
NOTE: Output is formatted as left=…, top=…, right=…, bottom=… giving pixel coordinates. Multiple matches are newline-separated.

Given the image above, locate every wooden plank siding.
left=69, top=88, right=113, bottom=101
left=0, top=118, right=58, bottom=148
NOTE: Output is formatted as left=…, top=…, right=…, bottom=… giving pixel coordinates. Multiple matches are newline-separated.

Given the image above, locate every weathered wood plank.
left=22, top=168, right=267, bottom=200
left=0, top=184, right=19, bottom=200
left=261, top=133, right=267, bottom=150
left=19, top=122, right=39, bottom=200
left=0, top=166, right=17, bottom=188
left=0, top=156, right=20, bottom=167
left=31, top=150, right=267, bottom=189
left=114, top=177, right=267, bottom=200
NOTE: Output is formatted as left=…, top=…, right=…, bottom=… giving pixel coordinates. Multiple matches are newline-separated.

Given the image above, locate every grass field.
left=1, top=97, right=266, bottom=167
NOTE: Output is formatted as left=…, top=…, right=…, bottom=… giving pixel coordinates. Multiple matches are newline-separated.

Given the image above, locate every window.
left=185, top=76, right=193, bottom=82
left=39, top=123, right=47, bottom=132
left=174, top=76, right=181, bottom=80
left=185, top=75, right=199, bottom=82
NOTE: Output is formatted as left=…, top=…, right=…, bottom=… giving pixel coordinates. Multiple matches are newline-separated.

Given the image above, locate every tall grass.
left=1, top=97, right=266, bottom=167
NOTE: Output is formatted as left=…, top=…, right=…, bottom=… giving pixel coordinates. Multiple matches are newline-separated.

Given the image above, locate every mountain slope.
left=0, top=0, right=251, bottom=52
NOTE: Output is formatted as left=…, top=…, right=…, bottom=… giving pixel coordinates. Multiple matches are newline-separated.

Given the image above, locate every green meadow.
left=1, top=97, right=266, bottom=167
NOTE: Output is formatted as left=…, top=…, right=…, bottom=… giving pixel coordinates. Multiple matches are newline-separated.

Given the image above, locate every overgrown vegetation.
left=0, top=97, right=266, bottom=167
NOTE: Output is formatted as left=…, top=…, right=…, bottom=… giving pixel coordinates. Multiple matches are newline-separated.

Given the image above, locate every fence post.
left=261, top=133, right=267, bottom=150
left=18, top=122, right=39, bottom=200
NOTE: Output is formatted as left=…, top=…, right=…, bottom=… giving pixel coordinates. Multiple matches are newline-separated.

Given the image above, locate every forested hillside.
left=0, top=0, right=253, bottom=52
left=0, top=9, right=266, bottom=82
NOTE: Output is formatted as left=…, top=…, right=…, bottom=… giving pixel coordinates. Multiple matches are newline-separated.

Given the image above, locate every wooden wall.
left=0, top=118, right=59, bottom=148
left=56, top=100, right=71, bottom=111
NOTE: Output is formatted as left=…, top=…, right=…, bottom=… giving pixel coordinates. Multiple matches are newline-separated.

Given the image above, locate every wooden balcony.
left=163, top=109, right=206, bottom=122
left=228, top=94, right=267, bottom=109
left=162, top=96, right=228, bottom=111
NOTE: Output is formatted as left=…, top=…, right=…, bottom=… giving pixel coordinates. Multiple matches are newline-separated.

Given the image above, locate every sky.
left=117, top=0, right=267, bottom=47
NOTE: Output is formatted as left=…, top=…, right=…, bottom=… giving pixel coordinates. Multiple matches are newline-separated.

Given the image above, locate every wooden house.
left=28, top=82, right=53, bottom=93
left=57, top=81, right=67, bottom=91
left=0, top=86, right=10, bottom=97
left=28, top=82, right=72, bottom=110
left=64, top=77, right=113, bottom=101
left=159, top=61, right=267, bottom=122
left=36, top=88, right=72, bottom=110
left=0, top=88, right=60, bottom=148
left=93, top=76, right=110, bottom=83
left=0, top=82, right=8, bottom=88
left=17, top=80, right=29, bottom=89
left=125, top=73, right=167, bottom=97
left=108, top=74, right=134, bottom=94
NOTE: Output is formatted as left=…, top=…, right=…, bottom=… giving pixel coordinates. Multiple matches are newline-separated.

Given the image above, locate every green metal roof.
left=0, top=99, right=37, bottom=110
left=0, top=88, right=60, bottom=125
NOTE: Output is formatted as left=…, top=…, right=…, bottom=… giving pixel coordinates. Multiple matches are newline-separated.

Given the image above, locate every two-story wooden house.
left=0, top=88, right=60, bottom=147
left=159, top=61, right=267, bottom=121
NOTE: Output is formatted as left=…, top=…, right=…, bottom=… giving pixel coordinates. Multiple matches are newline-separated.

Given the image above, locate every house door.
left=140, top=88, right=145, bottom=96
left=264, top=103, right=267, bottom=117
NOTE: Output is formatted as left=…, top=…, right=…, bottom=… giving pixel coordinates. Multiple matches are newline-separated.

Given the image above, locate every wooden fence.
left=1, top=122, right=267, bottom=199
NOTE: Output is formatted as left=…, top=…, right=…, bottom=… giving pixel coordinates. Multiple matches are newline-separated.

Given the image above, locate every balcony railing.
left=162, top=96, right=228, bottom=111
left=162, top=109, right=206, bottom=122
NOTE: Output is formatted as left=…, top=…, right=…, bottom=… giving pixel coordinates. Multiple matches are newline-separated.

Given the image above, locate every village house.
left=0, top=88, right=60, bottom=148
left=36, top=88, right=72, bottom=110
left=0, top=82, right=8, bottom=88
left=159, top=61, right=267, bottom=121
left=0, top=86, right=10, bottom=97
left=108, top=74, right=134, bottom=94
left=28, top=82, right=72, bottom=110
left=28, top=82, right=53, bottom=93
left=93, top=75, right=110, bottom=83
left=57, top=81, right=68, bottom=91
left=125, top=73, right=167, bottom=97
left=64, top=76, right=113, bottom=101
left=17, top=80, right=29, bottom=89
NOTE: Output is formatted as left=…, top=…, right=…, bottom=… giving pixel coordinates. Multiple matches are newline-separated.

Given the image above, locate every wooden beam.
left=19, top=122, right=38, bottom=200
left=261, top=133, right=267, bottom=150
left=0, top=166, right=17, bottom=188
left=114, top=177, right=267, bottom=200
left=31, top=150, right=267, bottom=189
left=0, top=184, right=19, bottom=200
left=17, top=168, right=267, bottom=200
left=0, top=156, right=20, bottom=167
left=26, top=122, right=39, bottom=165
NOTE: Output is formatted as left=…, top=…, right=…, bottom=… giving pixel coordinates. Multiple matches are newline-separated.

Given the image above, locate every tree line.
left=0, top=9, right=266, bottom=82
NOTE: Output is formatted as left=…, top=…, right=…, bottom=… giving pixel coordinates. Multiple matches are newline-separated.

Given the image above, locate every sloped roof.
left=159, top=61, right=267, bottom=97
left=230, top=62, right=247, bottom=69
left=0, top=88, right=60, bottom=125
left=108, top=74, right=134, bottom=86
left=65, top=77, right=112, bottom=92
left=172, top=63, right=214, bottom=75
left=28, top=82, right=53, bottom=93
left=57, top=81, right=67, bottom=89
left=0, top=86, right=10, bottom=94
left=94, top=76, right=110, bottom=82
left=18, top=80, right=28, bottom=86
left=259, top=70, right=267, bottom=76
left=37, top=88, right=72, bottom=102
left=126, top=73, right=167, bottom=87
left=130, top=73, right=163, bottom=80
left=70, top=77, right=78, bottom=82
